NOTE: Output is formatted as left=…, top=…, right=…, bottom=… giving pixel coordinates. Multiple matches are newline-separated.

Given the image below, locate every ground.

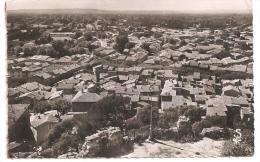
left=122, top=137, right=225, bottom=158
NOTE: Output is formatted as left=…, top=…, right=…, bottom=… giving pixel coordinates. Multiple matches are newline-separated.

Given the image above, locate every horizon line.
left=7, top=8, right=252, bottom=14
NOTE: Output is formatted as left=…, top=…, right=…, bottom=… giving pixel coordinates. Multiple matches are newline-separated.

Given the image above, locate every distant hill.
left=7, top=8, right=251, bottom=15
left=7, top=8, right=180, bottom=15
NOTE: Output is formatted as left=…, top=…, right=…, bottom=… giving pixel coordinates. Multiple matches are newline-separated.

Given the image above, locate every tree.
left=52, top=40, right=65, bottom=52
left=52, top=133, right=81, bottom=155
left=32, top=99, right=71, bottom=114
left=184, top=107, right=203, bottom=123
left=90, top=96, right=129, bottom=127
left=192, top=119, right=213, bottom=137
left=158, top=109, right=179, bottom=129
left=23, top=47, right=32, bottom=56
left=84, top=31, right=93, bottom=41
left=74, top=31, right=83, bottom=39
left=114, top=31, right=129, bottom=53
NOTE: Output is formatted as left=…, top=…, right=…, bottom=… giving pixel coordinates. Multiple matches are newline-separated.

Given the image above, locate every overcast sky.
left=6, top=0, right=252, bottom=13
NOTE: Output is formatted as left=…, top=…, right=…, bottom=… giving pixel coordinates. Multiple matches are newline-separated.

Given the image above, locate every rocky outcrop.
left=77, top=127, right=125, bottom=157
left=200, top=127, right=230, bottom=140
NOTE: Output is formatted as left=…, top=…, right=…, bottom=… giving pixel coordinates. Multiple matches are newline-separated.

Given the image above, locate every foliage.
left=192, top=119, right=213, bottom=137
left=126, top=116, right=142, bottom=130
left=158, top=109, right=179, bottom=129
left=47, top=118, right=78, bottom=146
left=46, top=118, right=95, bottom=148
left=127, top=125, right=150, bottom=143
left=84, top=31, right=94, bottom=41
left=40, top=148, right=56, bottom=158
left=113, top=31, right=129, bottom=53
left=90, top=95, right=130, bottom=127
left=205, top=116, right=227, bottom=128
left=222, top=129, right=254, bottom=156
left=52, top=133, right=81, bottom=155
left=184, top=107, right=203, bottom=123
left=32, top=99, right=71, bottom=114
left=51, top=40, right=72, bottom=57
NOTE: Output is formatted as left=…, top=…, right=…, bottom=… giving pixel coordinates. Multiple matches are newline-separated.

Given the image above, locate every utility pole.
left=148, top=84, right=154, bottom=141
left=148, top=105, right=153, bottom=141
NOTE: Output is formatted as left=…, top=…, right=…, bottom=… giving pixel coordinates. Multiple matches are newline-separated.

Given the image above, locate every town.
left=7, top=10, right=254, bottom=158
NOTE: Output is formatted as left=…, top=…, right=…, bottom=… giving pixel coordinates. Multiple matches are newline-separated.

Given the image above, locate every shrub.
left=192, top=119, right=213, bottom=137
left=184, top=107, right=203, bottom=123
left=158, top=109, right=179, bottom=129
left=206, top=116, right=227, bottom=128
left=90, top=96, right=128, bottom=127
left=113, top=31, right=129, bottom=53
left=52, top=133, right=81, bottom=155
left=222, top=129, right=254, bottom=157
left=47, top=118, right=79, bottom=146
left=41, top=148, right=56, bottom=158
left=192, top=122, right=203, bottom=137
left=128, top=125, right=150, bottom=143
left=126, top=116, right=142, bottom=130
left=32, top=99, right=71, bottom=114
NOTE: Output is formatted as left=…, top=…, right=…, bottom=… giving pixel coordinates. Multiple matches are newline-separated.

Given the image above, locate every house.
left=206, top=96, right=227, bottom=117
left=224, top=96, right=249, bottom=107
left=71, top=90, right=102, bottom=112
left=194, top=95, right=207, bottom=105
left=30, top=72, right=57, bottom=86
left=141, top=69, right=154, bottom=79
left=49, top=32, right=75, bottom=41
left=161, top=96, right=185, bottom=111
left=56, top=83, right=75, bottom=94
left=17, top=91, right=48, bottom=104
left=30, top=112, right=60, bottom=144
left=193, top=72, right=201, bottom=81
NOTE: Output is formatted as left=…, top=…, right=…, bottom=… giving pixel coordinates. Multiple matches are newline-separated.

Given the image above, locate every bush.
left=192, top=119, right=213, bottom=137
left=52, top=133, right=81, bottom=155
left=158, top=109, right=179, bottom=129
left=206, top=116, right=227, bottom=128
left=32, top=99, right=71, bottom=114
left=47, top=118, right=79, bottom=146
left=41, top=148, right=56, bottom=158
left=90, top=96, right=130, bottom=128
left=46, top=117, right=95, bottom=147
left=128, top=125, right=150, bottom=143
left=222, top=129, right=254, bottom=156
left=126, top=116, right=142, bottom=130
left=184, top=107, right=203, bottom=123
left=113, top=31, right=129, bottom=53
left=136, top=107, right=151, bottom=125
left=153, top=128, right=179, bottom=141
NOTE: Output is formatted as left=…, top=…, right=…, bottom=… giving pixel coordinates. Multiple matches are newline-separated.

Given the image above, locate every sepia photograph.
left=1, top=0, right=258, bottom=159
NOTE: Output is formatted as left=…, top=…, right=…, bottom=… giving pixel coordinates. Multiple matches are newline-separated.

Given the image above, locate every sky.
left=6, top=0, right=252, bottom=13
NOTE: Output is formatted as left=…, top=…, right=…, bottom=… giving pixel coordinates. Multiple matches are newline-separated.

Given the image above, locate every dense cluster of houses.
left=7, top=15, right=253, bottom=155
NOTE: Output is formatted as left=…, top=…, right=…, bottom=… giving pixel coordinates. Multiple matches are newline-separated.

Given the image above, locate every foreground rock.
left=200, top=127, right=230, bottom=140
left=77, top=127, right=133, bottom=157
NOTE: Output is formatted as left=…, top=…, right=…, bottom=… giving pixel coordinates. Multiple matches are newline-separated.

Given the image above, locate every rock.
left=77, top=127, right=124, bottom=157
left=58, top=152, right=78, bottom=159
left=200, top=127, right=230, bottom=140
